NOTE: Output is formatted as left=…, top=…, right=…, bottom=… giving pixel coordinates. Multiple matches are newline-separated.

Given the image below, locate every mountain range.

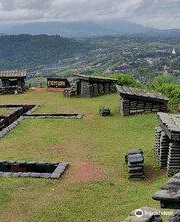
left=0, top=20, right=157, bottom=38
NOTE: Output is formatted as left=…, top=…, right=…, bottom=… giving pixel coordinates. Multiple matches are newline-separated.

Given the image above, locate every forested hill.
left=0, top=34, right=91, bottom=70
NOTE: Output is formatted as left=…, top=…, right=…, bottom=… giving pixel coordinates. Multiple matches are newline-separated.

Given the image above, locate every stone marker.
left=153, top=173, right=180, bottom=209
left=121, top=207, right=162, bottom=222
left=125, top=148, right=145, bottom=180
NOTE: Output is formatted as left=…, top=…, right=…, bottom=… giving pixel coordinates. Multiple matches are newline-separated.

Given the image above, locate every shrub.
left=152, top=82, right=180, bottom=110
left=92, top=73, right=145, bottom=88
left=150, top=75, right=175, bottom=90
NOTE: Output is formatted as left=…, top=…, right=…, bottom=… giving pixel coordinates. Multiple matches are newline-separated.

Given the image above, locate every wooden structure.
left=153, top=173, right=180, bottom=209
left=47, top=77, right=70, bottom=88
left=75, top=74, right=117, bottom=98
left=155, top=112, right=180, bottom=176
left=117, top=86, right=169, bottom=116
left=0, top=70, right=26, bottom=94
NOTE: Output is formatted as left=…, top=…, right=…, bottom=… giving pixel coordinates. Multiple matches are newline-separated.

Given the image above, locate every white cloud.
left=0, top=0, right=179, bottom=28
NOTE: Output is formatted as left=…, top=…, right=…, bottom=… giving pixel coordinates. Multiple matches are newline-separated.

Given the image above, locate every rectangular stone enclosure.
left=0, top=104, right=83, bottom=138
left=0, top=161, right=69, bottom=179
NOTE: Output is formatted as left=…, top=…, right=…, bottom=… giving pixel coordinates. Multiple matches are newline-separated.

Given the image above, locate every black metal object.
left=99, top=108, right=111, bottom=116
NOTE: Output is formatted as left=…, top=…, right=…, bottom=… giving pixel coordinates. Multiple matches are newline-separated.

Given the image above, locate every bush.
left=152, top=82, right=180, bottom=110
left=92, top=73, right=145, bottom=88
left=150, top=75, right=175, bottom=90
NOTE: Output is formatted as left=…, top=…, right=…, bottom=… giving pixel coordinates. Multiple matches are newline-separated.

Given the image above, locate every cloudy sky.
left=0, top=0, right=179, bottom=29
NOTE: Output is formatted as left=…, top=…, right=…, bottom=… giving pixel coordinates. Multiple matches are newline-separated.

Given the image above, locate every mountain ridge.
left=1, top=20, right=158, bottom=38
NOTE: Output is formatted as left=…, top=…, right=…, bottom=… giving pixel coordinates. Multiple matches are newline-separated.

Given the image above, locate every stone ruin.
left=121, top=207, right=162, bottom=222
left=0, top=104, right=84, bottom=179
left=0, top=70, right=27, bottom=94
left=117, top=86, right=169, bottom=116
left=64, top=74, right=117, bottom=98
left=153, top=173, right=180, bottom=209
left=0, top=160, right=68, bottom=179
left=154, top=112, right=180, bottom=176
left=0, top=104, right=83, bottom=138
left=125, top=148, right=145, bottom=180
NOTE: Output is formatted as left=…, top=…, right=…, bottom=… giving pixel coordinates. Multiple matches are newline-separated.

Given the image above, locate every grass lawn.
left=0, top=91, right=171, bottom=222
left=0, top=108, right=13, bottom=115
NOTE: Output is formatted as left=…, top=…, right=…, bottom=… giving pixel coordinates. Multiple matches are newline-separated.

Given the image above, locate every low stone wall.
left=0, top=104, right=38, bottom=138
left=0, top=160, right=69, bottom=179
left=1, top=107, right=24, bottom=127
left=23, top=113, right=84, bottom=119
left=0, top=104, right=83, bottom=138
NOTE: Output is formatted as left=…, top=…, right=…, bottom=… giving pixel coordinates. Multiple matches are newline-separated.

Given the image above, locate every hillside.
left=1, top=34, right=180, bottom=82
left=0, top=35, right=91, bottom=71
left=0, top=91, right=167, bottom=221
left=1, top=20, right=157, bottom=38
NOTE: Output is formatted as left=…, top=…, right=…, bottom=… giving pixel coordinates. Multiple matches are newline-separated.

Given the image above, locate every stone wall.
left=0, top=104, right=37, bottom=138
left=80, top=80, right=116, bottom=98
left=154, top=126, right=180, bottom=176
left=120, top=97, right=168, bottom=116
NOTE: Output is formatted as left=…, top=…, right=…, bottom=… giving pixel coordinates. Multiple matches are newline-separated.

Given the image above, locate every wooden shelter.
left=0, top=70, right=26, bottom=94
left=154, top=112, right=180, bottom=176
left=47, top=77, right=70, bottom=88
left=75, top=74, right=117, bottom=97
left=117, top=86, right=169, bottom=116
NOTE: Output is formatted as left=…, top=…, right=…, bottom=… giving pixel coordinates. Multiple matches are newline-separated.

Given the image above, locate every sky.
left=0, top=0, right=179, bottom=29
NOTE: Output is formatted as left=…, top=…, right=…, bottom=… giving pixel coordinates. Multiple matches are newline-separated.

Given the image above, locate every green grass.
left=0, top=108, right=13, bottom=115
left=0, top=91, right=171, bottom=222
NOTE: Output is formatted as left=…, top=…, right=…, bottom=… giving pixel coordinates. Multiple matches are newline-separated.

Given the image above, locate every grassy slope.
left=0, top=92, right=169, bottom=222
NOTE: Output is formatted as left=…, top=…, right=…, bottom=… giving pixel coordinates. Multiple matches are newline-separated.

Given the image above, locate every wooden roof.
left=75, top=74, right=117, bottom=82
left=158, top=112, right=180, bottom=141
left=0, top=70, right=27, bottom=78
left=117, top=86, right=169, bottom=102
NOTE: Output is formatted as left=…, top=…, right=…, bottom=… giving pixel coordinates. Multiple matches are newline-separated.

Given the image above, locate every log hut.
left=0, top=70, right=27, bottom=94
left=117, top=86, right=169, bottom=116
left=155, top=112, right=180, bottom=176
left=75, top=74, right=117, bottom=98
